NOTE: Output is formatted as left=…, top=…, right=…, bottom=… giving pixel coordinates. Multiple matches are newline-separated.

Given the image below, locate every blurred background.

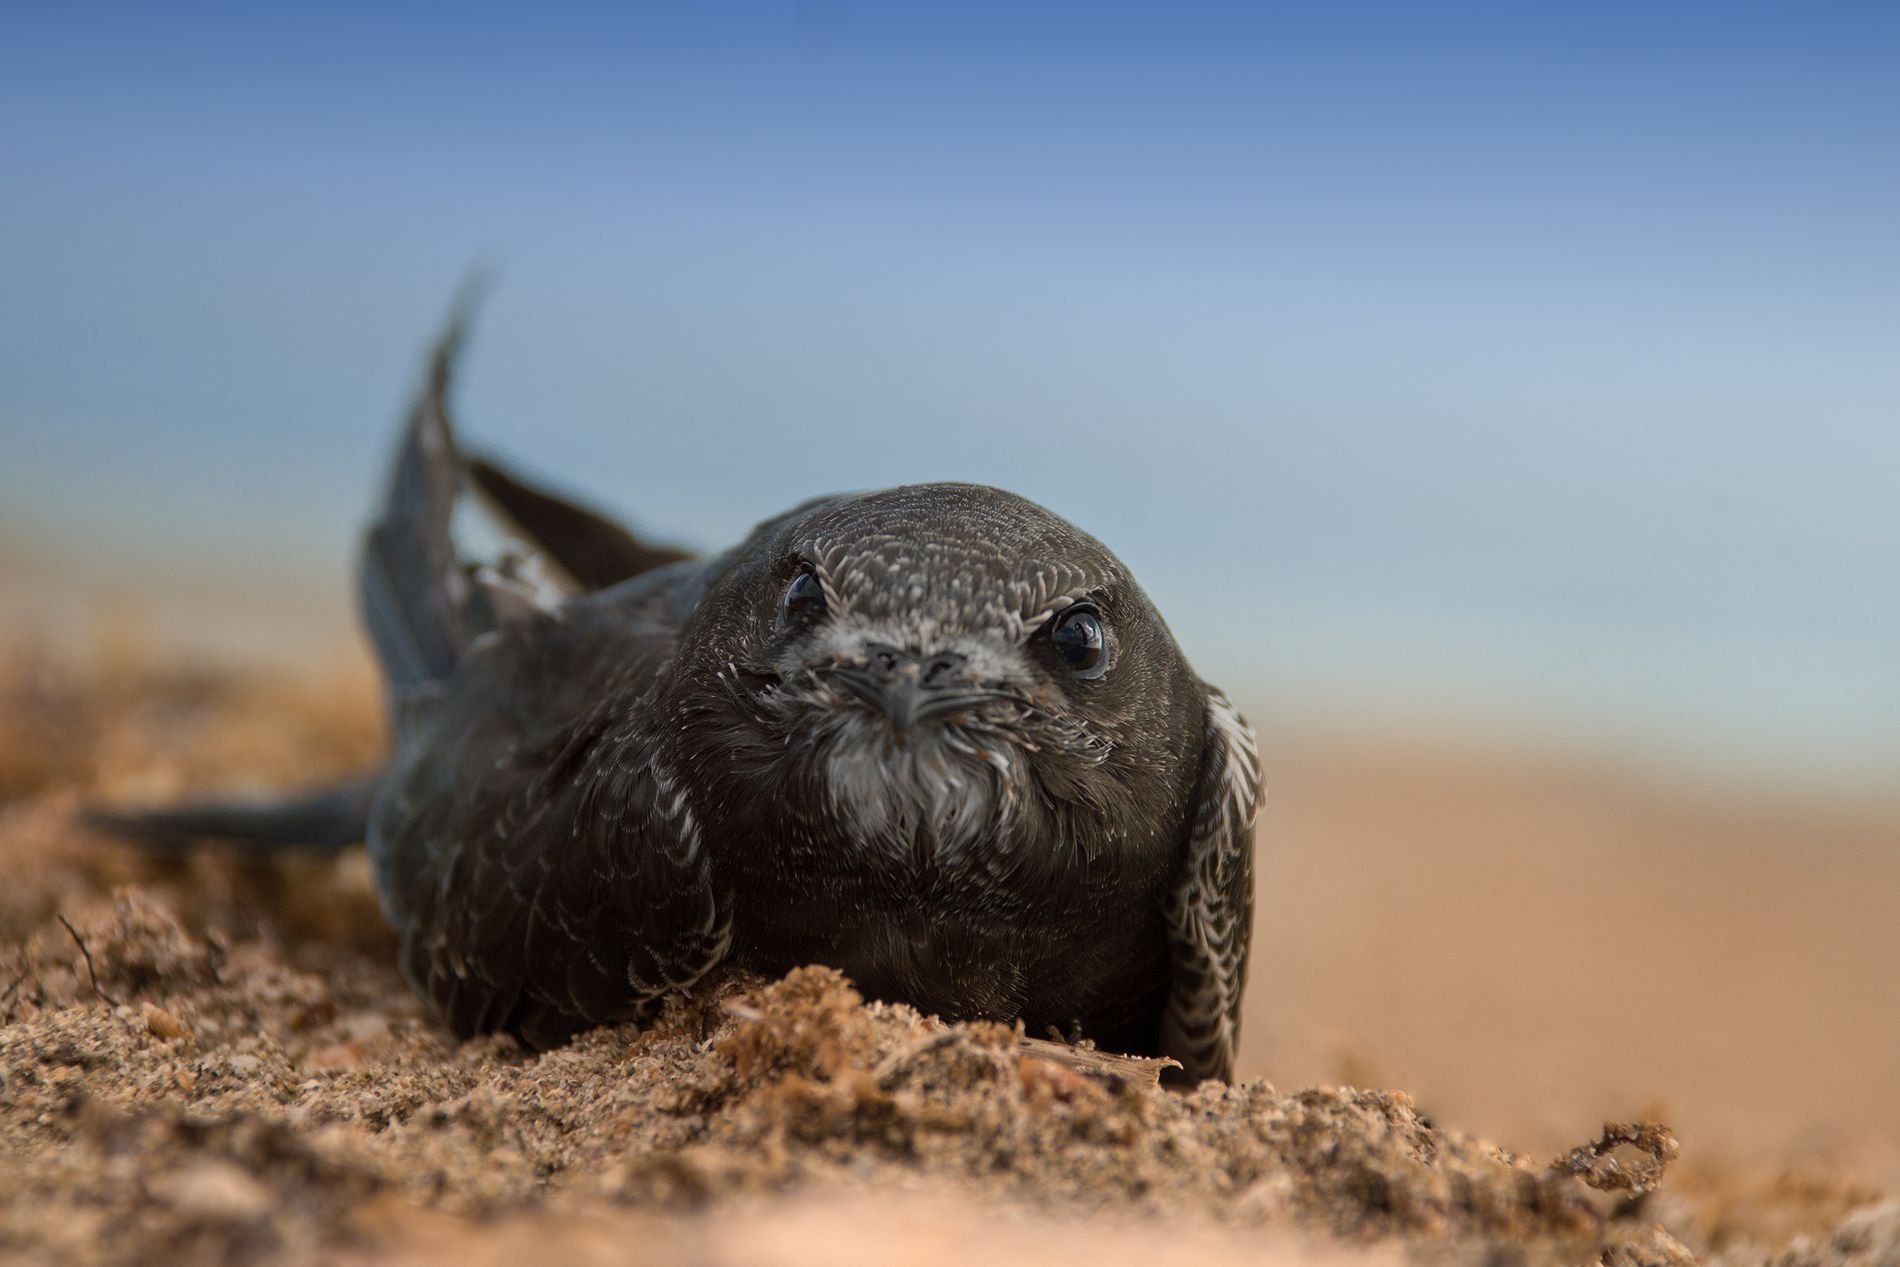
left=3, top=2, right=1896, bottom=1183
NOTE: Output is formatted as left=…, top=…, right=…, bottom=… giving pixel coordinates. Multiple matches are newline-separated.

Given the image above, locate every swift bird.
left=96, top=308, right=1261, bottom=1081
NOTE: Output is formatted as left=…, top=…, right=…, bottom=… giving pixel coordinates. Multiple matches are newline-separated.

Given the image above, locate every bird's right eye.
left=780, top=566, right=828, bottom=625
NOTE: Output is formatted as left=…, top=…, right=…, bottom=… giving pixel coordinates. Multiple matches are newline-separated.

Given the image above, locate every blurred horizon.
left=4, top=3, right=1897, bottom=794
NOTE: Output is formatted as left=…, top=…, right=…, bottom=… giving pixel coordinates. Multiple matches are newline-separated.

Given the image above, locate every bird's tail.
left=86, top=771, right=381, bottom=854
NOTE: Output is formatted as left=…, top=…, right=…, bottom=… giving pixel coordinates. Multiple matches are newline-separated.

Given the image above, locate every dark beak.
left=828, top=644, right=993, bottom=731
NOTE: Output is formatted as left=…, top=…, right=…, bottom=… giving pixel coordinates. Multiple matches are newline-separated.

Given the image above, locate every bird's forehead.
left=796, top=485, right=1122, bottom=631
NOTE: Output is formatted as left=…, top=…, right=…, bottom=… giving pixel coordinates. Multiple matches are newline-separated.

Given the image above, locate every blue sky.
left=3, top=4, right=1897, bottom=788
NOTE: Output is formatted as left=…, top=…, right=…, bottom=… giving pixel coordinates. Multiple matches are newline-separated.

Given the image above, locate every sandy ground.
left=2, top=620, right=1897, bottom=1265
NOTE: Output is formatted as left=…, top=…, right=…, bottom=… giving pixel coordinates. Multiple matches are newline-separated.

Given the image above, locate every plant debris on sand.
left=0, top=648, right=1893, bottom=1266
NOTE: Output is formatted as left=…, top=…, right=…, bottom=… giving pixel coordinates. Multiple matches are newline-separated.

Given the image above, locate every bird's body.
left=99, top=310, right=1261, bottom=1081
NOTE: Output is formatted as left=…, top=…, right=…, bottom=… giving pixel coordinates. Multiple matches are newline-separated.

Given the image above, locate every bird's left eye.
left=1048, top=605, right=1109, bottom=679
left=780, top=566, right=828, bottom=626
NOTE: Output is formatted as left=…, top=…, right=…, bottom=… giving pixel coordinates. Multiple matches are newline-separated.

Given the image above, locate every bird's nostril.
left=921, top=652, right=966, bottom=688
left=868, top=645, right=903, bottom=680
left=862, top=644, right=963, bottom=688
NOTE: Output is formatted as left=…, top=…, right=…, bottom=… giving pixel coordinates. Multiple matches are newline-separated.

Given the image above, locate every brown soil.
left=1, top=637, right=1895, bottom=1266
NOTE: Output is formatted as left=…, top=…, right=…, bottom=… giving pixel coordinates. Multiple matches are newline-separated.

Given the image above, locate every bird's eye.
left=780, top=566, right=828, bottom=626
left=1048, top=605, right=1108, bottom=679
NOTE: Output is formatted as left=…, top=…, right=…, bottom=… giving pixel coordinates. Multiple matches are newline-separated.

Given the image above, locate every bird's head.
left=673, top=484, right=1205, bottom=879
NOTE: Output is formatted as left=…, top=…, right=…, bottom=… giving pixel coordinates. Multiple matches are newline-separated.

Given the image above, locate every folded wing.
left=1158, top=688, right=1261, bottom=1082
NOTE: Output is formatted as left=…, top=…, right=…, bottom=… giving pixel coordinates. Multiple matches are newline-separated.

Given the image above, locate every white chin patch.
left=820, top=721, right=1002, bottom=865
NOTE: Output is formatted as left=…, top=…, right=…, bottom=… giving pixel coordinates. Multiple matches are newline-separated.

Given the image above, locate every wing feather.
left=369, top=622, right=729, bottom=1048
left=1158, top=687, right=1261, bottom=1082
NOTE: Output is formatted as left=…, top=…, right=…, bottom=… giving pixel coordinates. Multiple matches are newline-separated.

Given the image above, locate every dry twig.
left=57, top=913, right=121, bottom=1008
left=1017, top=1036, right=1180, bottom=1087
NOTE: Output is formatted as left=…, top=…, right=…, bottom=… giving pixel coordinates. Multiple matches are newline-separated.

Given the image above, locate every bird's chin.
left=812, top=714, right=1017, bottom=867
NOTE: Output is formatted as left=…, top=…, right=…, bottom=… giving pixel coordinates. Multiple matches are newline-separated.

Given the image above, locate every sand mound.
left=2, top=887, right=1678, bottom=1265
left=0, top=648, right=1889, bottom=1265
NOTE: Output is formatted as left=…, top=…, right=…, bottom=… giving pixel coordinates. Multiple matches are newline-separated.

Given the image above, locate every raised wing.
left=1157, top=687, right=1261, bottom=1082
left=360, top=295, right=727, bottom=1046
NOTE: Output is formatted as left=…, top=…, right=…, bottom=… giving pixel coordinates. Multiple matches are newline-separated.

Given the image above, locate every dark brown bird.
left=95, top=307, right=1261, bottom=1081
